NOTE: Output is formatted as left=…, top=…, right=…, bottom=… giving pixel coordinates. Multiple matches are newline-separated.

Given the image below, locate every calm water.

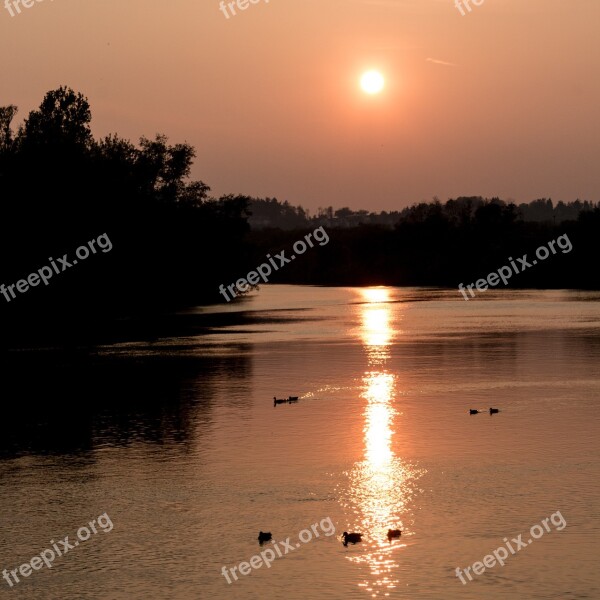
left=1, top=286, right=599, bottom=599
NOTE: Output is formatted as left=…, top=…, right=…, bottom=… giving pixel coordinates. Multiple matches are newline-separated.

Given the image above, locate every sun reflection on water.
left=339, top=287, right=425, bottom=597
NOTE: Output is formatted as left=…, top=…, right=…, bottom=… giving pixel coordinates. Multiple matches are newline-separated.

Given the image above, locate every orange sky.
left=1, top=0, right=599, bottom=210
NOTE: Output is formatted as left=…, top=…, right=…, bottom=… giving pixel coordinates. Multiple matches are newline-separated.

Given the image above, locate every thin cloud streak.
left=426, top=57, right=457, bottom=67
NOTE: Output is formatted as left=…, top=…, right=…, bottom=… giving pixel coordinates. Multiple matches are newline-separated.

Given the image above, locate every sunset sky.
left=2, top=0, right=599, bottom=211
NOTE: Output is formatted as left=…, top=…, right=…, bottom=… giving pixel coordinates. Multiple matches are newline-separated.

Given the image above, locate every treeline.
left=247, top=198, right=600, bottom=289
left=248, top=196, right=599, bottom=230
left=0, top=87, right=255, bottom=344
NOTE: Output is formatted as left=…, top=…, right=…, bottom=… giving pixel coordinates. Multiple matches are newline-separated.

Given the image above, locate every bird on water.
left=258, top=531, right=272, bottom=543
left=342, top=532, right=362, bottom=546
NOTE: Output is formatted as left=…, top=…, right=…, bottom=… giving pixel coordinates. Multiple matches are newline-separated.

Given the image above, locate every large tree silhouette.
left=0, top=87, right=252, bottom=346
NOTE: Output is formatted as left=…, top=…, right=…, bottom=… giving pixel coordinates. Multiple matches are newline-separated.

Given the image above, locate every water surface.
left=1, top=286, right=599, bottom=599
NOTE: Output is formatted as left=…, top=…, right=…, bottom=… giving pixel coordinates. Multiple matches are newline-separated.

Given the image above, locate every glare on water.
left=340, top=288, right=425, bottom=597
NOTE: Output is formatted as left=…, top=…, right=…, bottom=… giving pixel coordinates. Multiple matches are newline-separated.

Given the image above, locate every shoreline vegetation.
left=1, top=87, right=599, bottom=348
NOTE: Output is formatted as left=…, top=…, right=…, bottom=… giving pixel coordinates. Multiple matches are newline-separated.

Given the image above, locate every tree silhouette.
left=0, top=87, right=253, bottom=347
left=17, top=87, right=92, bottom=150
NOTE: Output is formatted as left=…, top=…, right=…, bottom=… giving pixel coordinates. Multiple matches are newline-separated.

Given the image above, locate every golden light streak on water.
left=340, top=288, right=425, bottom=597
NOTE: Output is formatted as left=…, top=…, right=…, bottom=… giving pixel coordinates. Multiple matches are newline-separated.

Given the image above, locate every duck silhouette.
left=342, top=532, right=362, bottom=546
left=489, top=408, right=500, bottom=414
left=469, top=409, right=480, bottom=415
left=387, top=529, right=402, bottom=540
left=258, top=531, right=272, bottom=543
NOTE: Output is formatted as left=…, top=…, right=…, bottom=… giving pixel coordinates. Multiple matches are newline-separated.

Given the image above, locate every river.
left=1, top=285, right=599, bottom=599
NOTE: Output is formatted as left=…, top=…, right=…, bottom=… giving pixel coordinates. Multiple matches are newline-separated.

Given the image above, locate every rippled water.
left=1, top=286, right=599, bottom=599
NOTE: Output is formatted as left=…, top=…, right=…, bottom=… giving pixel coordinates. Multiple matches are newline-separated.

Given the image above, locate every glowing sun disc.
left=360, top=70, right=385, bottom=94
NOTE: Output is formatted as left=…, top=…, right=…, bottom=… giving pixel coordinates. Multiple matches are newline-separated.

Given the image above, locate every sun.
left=360, top=70, right=385, bottom=95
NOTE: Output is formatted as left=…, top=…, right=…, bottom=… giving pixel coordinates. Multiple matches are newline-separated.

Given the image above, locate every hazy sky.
left=2, top=0, right=599, bottom=211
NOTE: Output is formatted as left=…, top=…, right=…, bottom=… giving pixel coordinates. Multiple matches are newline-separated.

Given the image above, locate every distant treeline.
left=247, top=196, right=599, bottom=230
left=248, top=198, right=600, bottom=289
left=1, top=87, right=599, bottom=346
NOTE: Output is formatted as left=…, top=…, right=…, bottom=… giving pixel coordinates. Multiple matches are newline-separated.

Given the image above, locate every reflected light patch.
left=363, top=308, right=391, bottom=348
left=362, top=288, right=390, bottom=304
left=335, top=285, right=426, bottom=597
left=364, top=372, right=394, bottom=469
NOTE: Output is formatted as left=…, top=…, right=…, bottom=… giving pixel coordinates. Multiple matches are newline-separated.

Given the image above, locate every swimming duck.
left=258, top=531, right=272, bottom=543
left=387, top=529, right=402, bottom=540
left=342, top=532, right=362, bottom=546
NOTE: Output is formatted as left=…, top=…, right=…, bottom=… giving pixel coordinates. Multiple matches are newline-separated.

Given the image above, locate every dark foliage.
left=0, top=88, right=252, bottom=345
left=248, top=198, right=599, bottom=290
